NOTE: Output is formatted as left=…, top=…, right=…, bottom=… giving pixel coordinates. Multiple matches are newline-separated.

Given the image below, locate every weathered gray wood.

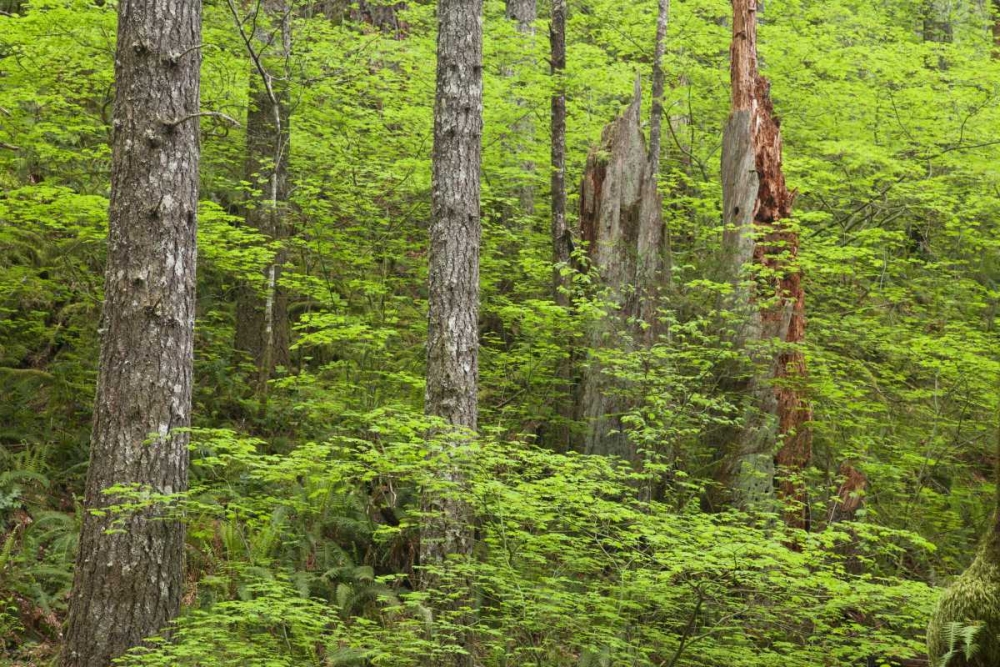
left=61, top=1, right=201, bottom=665
left=578, top=81, right=663, bottom=460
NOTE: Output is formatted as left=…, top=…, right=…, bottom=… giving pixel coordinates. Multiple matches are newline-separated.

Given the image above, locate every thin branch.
left=163, top=111, right=241, bottom=128
left=168, top=42, right=220, bottom=64
left=225, top=0, right=280, bottom=110
left=663, top=589, right=705, bottom=667
left=665, top=106, right=708, bottom=181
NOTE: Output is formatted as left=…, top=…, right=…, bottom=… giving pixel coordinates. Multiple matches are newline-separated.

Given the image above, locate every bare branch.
left=163, top=111, right=241, bottom=129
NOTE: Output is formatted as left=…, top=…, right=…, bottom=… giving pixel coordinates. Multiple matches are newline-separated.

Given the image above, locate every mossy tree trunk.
left=927, top=421, right=1000, bottom=666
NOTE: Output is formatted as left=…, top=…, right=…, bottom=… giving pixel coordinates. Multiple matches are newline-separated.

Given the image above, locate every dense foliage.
left=3, top=0, right=1000, bottom=664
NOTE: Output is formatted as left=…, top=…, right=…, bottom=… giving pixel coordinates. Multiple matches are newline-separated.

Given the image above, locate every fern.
left=939, top=621, right=983, bottom=667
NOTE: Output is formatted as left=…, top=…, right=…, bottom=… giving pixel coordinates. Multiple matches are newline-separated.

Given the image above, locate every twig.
left=163, top=111, right=241, bottom=128
left=663, top=588, right=705, bottom=667
left=168, top=43, right=219, bottom=64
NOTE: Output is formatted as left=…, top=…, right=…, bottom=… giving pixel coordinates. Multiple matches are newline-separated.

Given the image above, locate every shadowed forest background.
left=4, top=0, right=1000, bottom=665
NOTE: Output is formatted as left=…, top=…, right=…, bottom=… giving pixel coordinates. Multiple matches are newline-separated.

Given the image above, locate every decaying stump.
left=578, top=79, right=664, bottom=460
left=720, top=0, right=811, bottom=527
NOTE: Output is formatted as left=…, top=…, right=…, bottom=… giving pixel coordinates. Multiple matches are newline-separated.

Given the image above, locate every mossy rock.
left=927, top=532, right=1000, bottom=666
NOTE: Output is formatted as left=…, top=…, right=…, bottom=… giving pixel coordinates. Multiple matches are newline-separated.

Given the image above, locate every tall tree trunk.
left=993, top=0, right=1000, bottom=58
left=647, top=0, right=669, bottom=181
left=420, top=0, right=482, bottom=659
left=234, top=0, right=292, bottom=398
left=578, top=80, right=663, bottom=460
left=720, top=0, right=811, bottom=527
left=550, top=0, right=570, bottom=306
left=61, top=1, right=201, bottom=665
left=547, top=0, right=574, bottom=453
left=636, top=0, right=670, bottom=339
left=504, top=0, right=536, bottom=219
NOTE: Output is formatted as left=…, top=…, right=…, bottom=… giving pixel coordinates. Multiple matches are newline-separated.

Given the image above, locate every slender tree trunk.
left=420, top=0, right=483, bottom=660
left=636, top=0, right=670, bottom=339
left=546, top=0, right=574, bottom=452
left=720, top=0, right=811, bottom=527
left=234, top=0, right=292, bottom=398
left=648, top=0, right=669, bottom=181
left=550, top=0, right=570, bottom=306
left=505, top=0, right=537, bottom=219
left=60, top=1, right=201, bottom=665
left=993, top=0, right=1000, bottom=58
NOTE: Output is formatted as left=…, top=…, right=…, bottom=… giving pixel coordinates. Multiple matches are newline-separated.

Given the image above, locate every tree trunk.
left=922, top=0, right=953, bottom=43
left=829, top=461, right=868, bottom=573
left=720, top=0, right=811, bottom=527
left=550, top=0, right=570, bottom=306
left=234, top=0, right=292, bottom=396
left=420, top=0, right=482, bottom=657
left=504, top=0, right=536, bottom=219
left=647, top=0, right=669, bottom=181
left=637, top=0, right=670, bottom=339
left=60, top=1, right=201, bottom=665
left=578, top=80, right=663, bottom=460
left=353, top=0, right=408, bottom=37
left=993, top=0, right=1000, bottom=58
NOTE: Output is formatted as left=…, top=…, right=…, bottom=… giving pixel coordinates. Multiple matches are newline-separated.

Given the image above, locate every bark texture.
left=720, top=0, right=811, bottom=526
left=578, top=80, right=663, bottom=460
left=550, top=0, right=570, bottom=306
left=505, top=0, right=535, bottom=24
left=234, top=0, right=292, bottom=388
left=61, top=1, right=201, bottom=665
left=420, top=0, right=483, bottom=617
